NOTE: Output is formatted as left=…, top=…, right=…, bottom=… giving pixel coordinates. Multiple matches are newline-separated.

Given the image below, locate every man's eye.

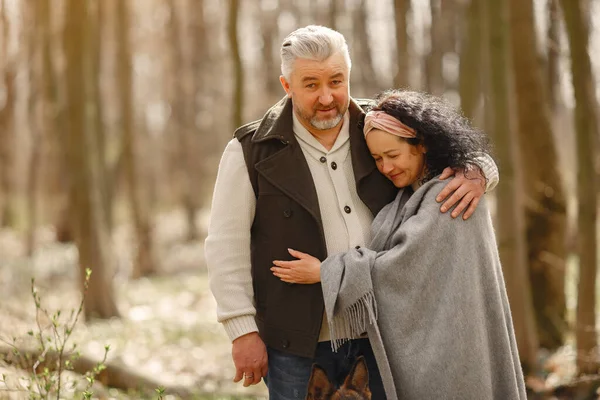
left=331, top=80, right=342, bottom=85
left=306, top=83, right=316, bottom=89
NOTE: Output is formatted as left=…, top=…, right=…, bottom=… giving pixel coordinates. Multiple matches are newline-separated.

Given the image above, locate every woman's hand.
left=271, top=249, right=321, bottom=284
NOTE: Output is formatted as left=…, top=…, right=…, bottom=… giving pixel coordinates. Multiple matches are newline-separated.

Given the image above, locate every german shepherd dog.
left=305, top=356, right=371, bottom=399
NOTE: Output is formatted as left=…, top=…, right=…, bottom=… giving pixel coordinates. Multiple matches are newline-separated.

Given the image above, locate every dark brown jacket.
left=235, top=96, right=397, bottom=358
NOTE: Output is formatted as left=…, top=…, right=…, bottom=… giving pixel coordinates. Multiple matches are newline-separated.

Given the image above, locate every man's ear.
left=280, top=75, right=292, bottom=98
left=306, top=364, right=334, bottom=400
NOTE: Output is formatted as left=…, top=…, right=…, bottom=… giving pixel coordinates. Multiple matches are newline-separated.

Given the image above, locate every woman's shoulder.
left=408, top=177, right=490, bottom=222
left=406, top=178, right=445, bottom=208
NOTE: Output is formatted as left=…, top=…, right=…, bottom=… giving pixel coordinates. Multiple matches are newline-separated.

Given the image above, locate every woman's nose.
left=381, top=160, right=393, bottom=173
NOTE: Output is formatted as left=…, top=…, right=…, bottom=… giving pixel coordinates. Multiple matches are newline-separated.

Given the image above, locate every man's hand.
left=436, top=166, right=486, bottom=220
left=232, top=332, right=268, bottom=387
left=271, top=249, right=321, bottom=284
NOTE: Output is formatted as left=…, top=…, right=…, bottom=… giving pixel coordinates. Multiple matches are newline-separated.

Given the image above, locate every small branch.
left=0, top=344, right=195, bottom=398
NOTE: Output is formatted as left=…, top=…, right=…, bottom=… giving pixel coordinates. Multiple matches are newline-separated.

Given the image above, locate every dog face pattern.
left=306, top=356, right=371, bottom=400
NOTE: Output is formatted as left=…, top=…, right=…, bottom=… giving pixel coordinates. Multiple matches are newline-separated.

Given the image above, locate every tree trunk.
left=165, top=0, right=201, bottom=242
left=259, top=0, right=281, bottom=105
left=484, top=0, right=539, bottom=373
left=560, top=0, right=599, bottom=375
left=228, top=0, right=243, bottom=130
left=26, top=1, right=42, bottom=256
left=64, top=0, right=119, bottom=319
left=90, top=0, right=112, bottom=233
left=426, top=0, right=444, bottom=95
left=440, top=0, right=460, bottom=92
left=33, top=0, right=57, bottom=249
left=188, top=0, right=215, bottom=239
left=508, top=0, right=568, bottom=351
left=352, top=0, right=381, bottom=96
left=0, top=0, right=16, bottom=228
left=181, top=0, right=207, bottom=242
left=328, top=0, right=338, bottom=31
left=38, top=0, right=71, bottom=243
left=458, top=0, right=481, bottom=120
left=546, top=0, right=562, bottom=112
left=393, top=0, right=410, bottom=89
left=116, top=0, right=158, bottom=278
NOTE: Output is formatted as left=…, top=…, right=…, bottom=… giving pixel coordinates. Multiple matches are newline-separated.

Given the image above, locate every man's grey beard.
left=310, top=112, right=344, bottom=130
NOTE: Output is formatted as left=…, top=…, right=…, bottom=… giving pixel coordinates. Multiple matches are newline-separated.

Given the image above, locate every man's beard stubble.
left=311, top=112, right=344, bottom=130
left=295, top=102, right=347, bottom=131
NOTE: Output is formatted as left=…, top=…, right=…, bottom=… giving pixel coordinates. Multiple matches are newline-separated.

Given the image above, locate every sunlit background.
left=0, top=0, right=599, bottom=398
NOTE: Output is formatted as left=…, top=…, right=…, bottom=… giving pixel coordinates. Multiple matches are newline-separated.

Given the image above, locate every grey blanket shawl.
left=321, top=179, right=527, bottom=400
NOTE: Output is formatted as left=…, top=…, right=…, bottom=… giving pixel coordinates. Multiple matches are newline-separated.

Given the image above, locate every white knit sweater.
left=204, top=112, right=499, bottom=343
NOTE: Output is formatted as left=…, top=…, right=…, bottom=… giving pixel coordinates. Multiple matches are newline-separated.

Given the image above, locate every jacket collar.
left=252, top=96, right=295, bottom=144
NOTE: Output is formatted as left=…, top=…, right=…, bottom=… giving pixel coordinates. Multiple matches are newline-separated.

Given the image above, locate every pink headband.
left=363, top=111, right=416, bottom=139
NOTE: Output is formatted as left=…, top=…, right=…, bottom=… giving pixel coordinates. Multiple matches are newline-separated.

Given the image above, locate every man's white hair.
left=280, top=25, right=352, bottom=80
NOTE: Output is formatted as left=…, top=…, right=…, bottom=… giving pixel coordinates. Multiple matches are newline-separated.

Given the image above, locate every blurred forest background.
left=0, top=0, right=599, bottom=398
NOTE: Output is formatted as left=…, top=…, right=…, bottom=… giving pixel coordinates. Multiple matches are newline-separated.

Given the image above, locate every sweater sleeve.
left=473, top=153, right=499, bottom=192
left=204, top=139, right=258, bottom=342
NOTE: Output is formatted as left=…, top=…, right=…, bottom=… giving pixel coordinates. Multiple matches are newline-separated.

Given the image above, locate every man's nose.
left=318, top=87, right=333, bottom=105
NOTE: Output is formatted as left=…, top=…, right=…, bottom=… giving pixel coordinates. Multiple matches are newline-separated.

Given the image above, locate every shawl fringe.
left=329, top=290, right=378, bottom=352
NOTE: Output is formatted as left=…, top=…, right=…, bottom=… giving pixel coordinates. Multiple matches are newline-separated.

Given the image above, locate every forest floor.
left=0, top=209, right=268, bottom=400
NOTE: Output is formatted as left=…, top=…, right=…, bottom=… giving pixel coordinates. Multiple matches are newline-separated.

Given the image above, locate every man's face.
left=280, top=53, right=350, bottom=135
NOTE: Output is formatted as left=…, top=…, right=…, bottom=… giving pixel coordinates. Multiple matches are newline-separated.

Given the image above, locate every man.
left=205, top=25, right=498, bottom=399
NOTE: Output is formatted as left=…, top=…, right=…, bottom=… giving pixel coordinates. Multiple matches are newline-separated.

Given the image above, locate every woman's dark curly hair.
left=369, top=89, right=492, bottom=183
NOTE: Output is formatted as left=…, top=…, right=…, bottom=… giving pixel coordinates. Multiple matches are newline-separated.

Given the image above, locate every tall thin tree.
left=458, top=0, right=482, bottom=120
left=546, top=0, right=562, bottom=112
left=393, top=0, right=411, bottom=89
left=45, top=0, right=71, bottom=243
left=484, top=0, right=540, bottom=372
left=508, top=0, right=568, bottom=350
left=560, top=0, right=599, bottom=375
left=353, top=0, right=381, bottom=96
left=26, top=0, right=44, bottom=256
left=90, top=0, right=112, bottom=233
left=117, top=0, right=158, bottom=278
left=64, top=0, right=119, bottom=319
left=0, top=0, right=16, bottom=228
left=189, top=0, right=212, bottom=225
left=426, top=0, right=444, bottom=95
left=37, top=0, right=60, bottom=234
left=179, top=0, right=204, bottom=241
left=328, top=0, right=338, bottom=31
left=259, top=0, right=281, bottom=106
left=228, top=0, right=243, bottom=130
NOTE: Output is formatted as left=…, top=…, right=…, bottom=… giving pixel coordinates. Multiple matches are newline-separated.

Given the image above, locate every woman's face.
left=366, top=128, right=426, bottom=188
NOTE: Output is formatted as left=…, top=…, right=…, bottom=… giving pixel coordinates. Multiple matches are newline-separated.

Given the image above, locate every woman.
left=271, top=90, right=527, bottom=399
